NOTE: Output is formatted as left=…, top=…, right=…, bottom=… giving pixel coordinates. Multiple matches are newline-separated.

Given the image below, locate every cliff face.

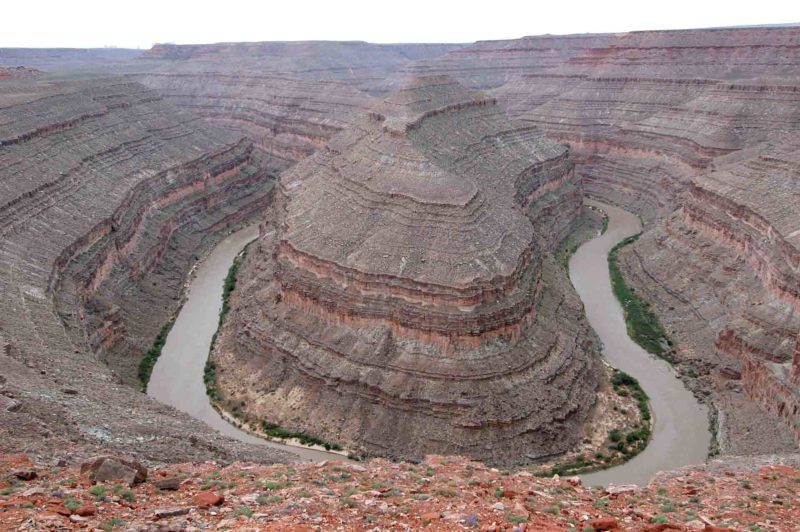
left=412, top=27, right=800, bottom=219
left=213, top=76, right=599, bottom=464
left=616, top=143, right=800, bottom=452
left=0, top=77, right=292, bottom=464
left=139, top=41, right=465, bottom=94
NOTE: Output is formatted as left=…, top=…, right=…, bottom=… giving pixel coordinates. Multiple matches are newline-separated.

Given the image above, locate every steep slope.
left=0, top=77, right=292, bottom=464
left=211, top=76, right=599, bottom=465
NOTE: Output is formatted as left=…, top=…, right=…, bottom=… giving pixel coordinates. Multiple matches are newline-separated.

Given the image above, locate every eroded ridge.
left=213, top=76, right=599, bottom=464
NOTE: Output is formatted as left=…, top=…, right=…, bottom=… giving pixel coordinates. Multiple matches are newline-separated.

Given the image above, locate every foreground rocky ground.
left=1, top=453, right=798, bottom=531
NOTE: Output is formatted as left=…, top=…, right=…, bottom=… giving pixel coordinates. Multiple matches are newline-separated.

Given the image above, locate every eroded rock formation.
left=0, top=77, right=292, bottom=463
left=212, top=76, right=599, bottom=464
left=411, top=27, right=800, bottom=451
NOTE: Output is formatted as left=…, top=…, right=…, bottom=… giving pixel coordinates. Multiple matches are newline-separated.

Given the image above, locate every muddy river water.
left=147, top=226, right=339, bottom=462
left=149, top=200, right=711, bottom=483
left=574, top=200, right=711, bottom=485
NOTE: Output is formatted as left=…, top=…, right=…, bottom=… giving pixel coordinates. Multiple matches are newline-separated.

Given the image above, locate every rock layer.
left=213, top=76, right=599, bottom=464
left=0, top=77, right=292, bottom=463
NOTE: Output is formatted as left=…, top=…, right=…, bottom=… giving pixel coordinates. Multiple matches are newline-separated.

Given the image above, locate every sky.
left=5, top=0, right=800, bottom=49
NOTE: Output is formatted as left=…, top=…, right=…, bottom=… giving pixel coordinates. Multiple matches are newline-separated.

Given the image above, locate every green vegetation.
left=261, top=421, right=342, bottom=451
left=137, top=316, right=176, bottom=391
left=538, top=368, right=652, bottom=477
left=507, top=514, right=529, bottom=524
left=89, top=485, right=107, bottom=501
left=601, top=213, right=609, bottom=234
left=235, top=506, right=254, bottom=518
left=608, top=234, right=674, bottom=361
left=64, top=497, right=81, bottom=513
left=100, top=518, right=126, bottom=531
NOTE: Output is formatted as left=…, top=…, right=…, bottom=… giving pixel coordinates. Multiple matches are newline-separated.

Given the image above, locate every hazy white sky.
left=5, top=0, right=800, bottom=48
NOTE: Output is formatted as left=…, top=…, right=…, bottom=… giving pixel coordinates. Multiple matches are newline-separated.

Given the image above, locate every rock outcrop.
left=0, top=77, right=292, bottom=463
left=212, top=76, right=599, bottom=464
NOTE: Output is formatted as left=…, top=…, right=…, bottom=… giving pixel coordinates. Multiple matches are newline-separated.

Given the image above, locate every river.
left=148, top=202, right=711, bottom=482
left=574, top=200, right=711, bottom=486
left=147, top=226, right=341, bottom=462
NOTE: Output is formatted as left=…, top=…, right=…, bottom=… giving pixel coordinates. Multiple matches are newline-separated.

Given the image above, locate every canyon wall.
left=408, top=27, right=800, bottom=451
left=0, top=77, right=292, bottom=463
left=212, top=76, right=599, bottom=464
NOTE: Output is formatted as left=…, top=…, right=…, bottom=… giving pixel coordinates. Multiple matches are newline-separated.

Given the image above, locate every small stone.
left=490, top=502, right=505, bottom=511
left=12, top=469, right=37, bottom=481
left=69, top=515, right=88, bottom=523
left=589, top=517, right=619, bottom=530
left=194, top=491, right=225, bottom=508
left=154, top=507, right=191, bottom=519
left=566, top=475, right=582, bottom=486
left=154, top=477, right=182, bottom=491
left=74, top=504, right=96, bottom=517
left=348, top=464, right=367, bottom=472
left=605, top=483, right=638, bottom=495
left=421, top=512, right=440, bottom=522
left=21, top=486, right=44, bottom=497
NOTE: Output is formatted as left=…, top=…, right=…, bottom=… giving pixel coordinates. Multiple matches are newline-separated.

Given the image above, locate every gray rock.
left=154, top=507, right=190, bottom=519
left=81, top=455, right=147, bottom=486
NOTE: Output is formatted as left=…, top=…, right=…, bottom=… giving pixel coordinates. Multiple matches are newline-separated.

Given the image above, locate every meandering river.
left=149, top=201, right=711, bottom=483
left=574, top=200, right=710, bottom=486
left=147, top=226, right=339, bottom=462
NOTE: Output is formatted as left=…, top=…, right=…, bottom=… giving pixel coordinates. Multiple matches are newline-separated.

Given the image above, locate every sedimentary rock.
left=615, top=142, right=800, bottom=451
left=140, top=41, right=464, bottom=94
left=412, top=27, right=800, bottom=449
left=0, top=76, right=292, bottom=463
left=213, top=76, right=599, bottom=464
left=131, top=73, right=375, bottom=165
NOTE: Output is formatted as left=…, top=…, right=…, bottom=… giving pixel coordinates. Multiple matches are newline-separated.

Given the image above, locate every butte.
left=211, top=75, right=601, bottom=464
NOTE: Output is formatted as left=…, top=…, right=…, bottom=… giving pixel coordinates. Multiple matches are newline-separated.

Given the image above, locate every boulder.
left=80, top=455, right=147, bottom=486
left=153, top=477, right=182, bottom=491
left=589, top=517, right=619, bottom=530
left=193, top=491, right=224, bottom=508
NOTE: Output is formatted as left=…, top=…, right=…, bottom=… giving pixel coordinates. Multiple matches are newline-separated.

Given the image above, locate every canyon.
left=0, top=24, right=799, bottom=530
left=210, top=75, right=598, bottom=465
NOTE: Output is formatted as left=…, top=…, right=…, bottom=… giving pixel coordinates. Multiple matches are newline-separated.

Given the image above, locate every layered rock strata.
left=617, top=142, right=800, bottom=452
left=213, top=76, right=599, bottom=464
left=413, top=27, right=800, bottom=448
left=131, top=73, right=375, bottom=165
left=0, top=77, right=292, bottom=463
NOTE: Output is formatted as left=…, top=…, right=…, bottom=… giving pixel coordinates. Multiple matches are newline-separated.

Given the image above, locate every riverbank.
left=572, top=201, right=711, bottom=486
left=146, top=226, right=341, bottom=463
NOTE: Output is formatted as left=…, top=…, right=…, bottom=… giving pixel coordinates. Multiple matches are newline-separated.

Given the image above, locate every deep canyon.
left=0, top=25, right=799, bottom=530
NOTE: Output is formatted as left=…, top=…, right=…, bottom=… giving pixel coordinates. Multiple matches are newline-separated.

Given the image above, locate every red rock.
left=703, top=526, right=736, bottom=532
left=193, top=491, right=225, bottom=508
left=74, top=504, right=96, bottom=517
left=421, top=511, right=440, bottom=522
left=589, top=517, right=619, bottom=530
